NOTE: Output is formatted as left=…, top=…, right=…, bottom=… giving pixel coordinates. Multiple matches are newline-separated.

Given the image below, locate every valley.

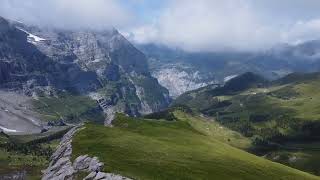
left=1, top=2, right=320, bottom=178
left=173, top=72, right=320, bottom=175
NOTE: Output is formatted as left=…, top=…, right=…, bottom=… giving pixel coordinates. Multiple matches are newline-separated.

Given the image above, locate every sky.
left=1, top=0, right=320, bottom=52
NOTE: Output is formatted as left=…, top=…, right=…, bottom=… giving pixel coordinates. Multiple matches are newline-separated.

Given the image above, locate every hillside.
left=72, top=112, right=319, bottom=180
left=173, top=72, right=320, bottom=175
left=173, top=72, right=268, bottom=110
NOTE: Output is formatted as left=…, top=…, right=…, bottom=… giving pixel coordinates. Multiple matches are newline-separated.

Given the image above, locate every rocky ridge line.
left=42, top=126, right=131, bottom=180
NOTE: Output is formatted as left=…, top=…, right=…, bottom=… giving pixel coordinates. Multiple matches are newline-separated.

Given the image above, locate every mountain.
left=0, top=17, right=170, bottom=126
left=173, top=72, right=268, bottom=111
left=137, top=44, right=219, bottom=97
left=173, top=72, right=320, bottom=175
left=137, top=43, right=320, bottom=98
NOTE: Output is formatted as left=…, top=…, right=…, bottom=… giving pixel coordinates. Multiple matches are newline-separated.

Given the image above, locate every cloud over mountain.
left=1, top=0, right=320, bottom=52
left=127, top=0, right=320, bottom=52
left=0, top=0, right=133, bottom=30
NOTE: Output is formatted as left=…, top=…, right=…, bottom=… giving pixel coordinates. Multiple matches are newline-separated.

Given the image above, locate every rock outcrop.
left=73, top=155, right=104, bottom=172
left=42, top=126, right=132, bottom=180
left=73, top=155, right=131, bottom=180
left=42, top=126, right=80, bottom=180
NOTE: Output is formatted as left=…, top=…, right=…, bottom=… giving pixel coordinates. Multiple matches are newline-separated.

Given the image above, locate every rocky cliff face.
left=0, top=17, right=170, bottom=123
left=0, top=17, right=100, bottom=96
left=152, top=65, right=216, bottom=98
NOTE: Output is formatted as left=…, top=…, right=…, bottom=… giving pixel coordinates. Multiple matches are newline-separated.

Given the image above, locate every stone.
left=94, top=172, right=108, bottom=180
left=89, top=157, right=104, bottom=172
left=73, top=155, right=91, bottom=171
left=84, top=171, right=97, bottom=180
left=42, top=126, right=81, bottom=180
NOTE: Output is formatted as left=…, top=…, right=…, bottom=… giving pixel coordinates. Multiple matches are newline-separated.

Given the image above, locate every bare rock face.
left=152, top=67, right=215, bottom=98
left=18, top=22, right=171, bottom=119
left=0, top=17, right=170, bottom=123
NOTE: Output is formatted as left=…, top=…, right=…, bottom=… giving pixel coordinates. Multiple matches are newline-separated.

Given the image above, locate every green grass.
left=0, top=145, right=50, bottom=180
left=172, top=72, right=320, bottom=175
left=173, top=111, right=251, bottom=150
left=32, top=93, right=105, bottom=123
left=0, top=127, right=68, bottom=179
left=279, top=81, right=320, bottom=120
left=265, top=141, right=320, bottom=176
left=72, top=114, right=319, bottom=180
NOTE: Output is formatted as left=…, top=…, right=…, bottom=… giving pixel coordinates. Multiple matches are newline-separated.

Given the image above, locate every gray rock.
left=41, top=126, right=131, bottom=180
left=89, top=157, right=104, bottom=172
left=84, top=171, right=97, bottom=180
left=94, top=172, right=108, bottom=180
left=94, top=173, right=132, bottom=180
left=73, top=155, right=104, bottom=173
left=73, top=155, right=91, bottom=171
left=42, top=126, right=81, bottom=180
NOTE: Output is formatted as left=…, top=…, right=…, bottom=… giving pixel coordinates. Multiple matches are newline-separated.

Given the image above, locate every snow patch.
left=224, top=75, right=238, bottom=82
left=17, top=27, right=46, bottom=44
left=0, top=125, right=20, bottom=133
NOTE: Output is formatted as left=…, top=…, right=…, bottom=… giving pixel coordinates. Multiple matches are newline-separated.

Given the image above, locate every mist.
left=0, top=0, right=133, bottom=30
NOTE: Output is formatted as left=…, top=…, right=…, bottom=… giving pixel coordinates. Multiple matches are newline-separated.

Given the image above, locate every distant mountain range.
left=137, top=42, right=320, bottom=97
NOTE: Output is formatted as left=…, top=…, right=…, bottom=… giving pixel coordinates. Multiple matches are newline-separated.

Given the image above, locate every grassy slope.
left=72, top=114, right=319, bottom=180
left=278, top=80, right=320, bottom=120
left=173, top=111, right=251, bottom=150
left=32, top=93, right=105, bottom=124
left=172, top=72, right=320, bottom=175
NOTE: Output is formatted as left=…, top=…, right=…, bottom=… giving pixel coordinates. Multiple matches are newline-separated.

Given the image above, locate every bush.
left=144, top=109, right=177, bottom=121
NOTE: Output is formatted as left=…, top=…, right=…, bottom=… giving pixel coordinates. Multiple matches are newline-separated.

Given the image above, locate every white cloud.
left=284, top=19, right=320, bottom=44
left=1, top=0, right=320, bottom=52
left=128, top=0, right=320, bottom=52
left=0, top=0, right=133, bottom=30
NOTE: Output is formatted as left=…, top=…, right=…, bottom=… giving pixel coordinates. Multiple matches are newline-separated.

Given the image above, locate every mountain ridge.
left=0, top=16, right=170, bottom=126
